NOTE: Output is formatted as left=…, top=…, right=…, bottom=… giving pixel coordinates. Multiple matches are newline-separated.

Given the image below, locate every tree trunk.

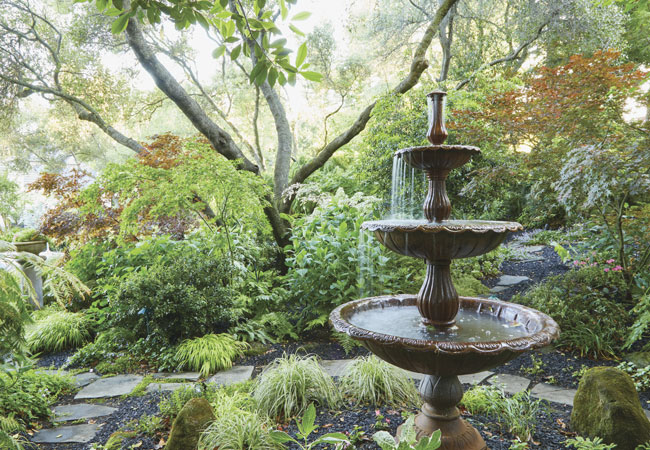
left=438, top=1, right=456, bottom=82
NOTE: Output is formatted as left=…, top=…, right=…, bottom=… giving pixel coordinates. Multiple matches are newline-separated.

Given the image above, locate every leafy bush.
left=26, top=308, right=92, bottom=353
left=66, top=327, right=136, bottom=369
left=285, top=189, right=394, bottom=331
left=160, top=385, right=207, bottom=422
left=110, top=249, right=238, bottom=346
left=340, top=356, right=419, bottom=407
left=175, top=334, right=248, bottom=377
left=461, top=385, right=543, bottom=442
left=0, top=415, right=27, bottom=450
left=253, top=354, right=341, bottom=419
left=373, top=415, right=441, bottom=450
left=0, top=369, right=74, bottom=429
left=270, top=403, right=350, bottom=450
left=513, top=266, right=628, bottom=358
left=616, top=362, right=650, bottom=391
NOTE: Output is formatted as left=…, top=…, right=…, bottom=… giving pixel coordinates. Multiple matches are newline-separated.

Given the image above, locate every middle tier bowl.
left=362, top=219, right=523, bottom=260
left=331, top=294, right=559, bottom=377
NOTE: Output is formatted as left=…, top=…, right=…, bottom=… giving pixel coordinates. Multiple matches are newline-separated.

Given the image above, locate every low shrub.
left=26, top=308, right=92, bottom=354
left=160, top=385, right=207, bottom=422
left=66, top=327, right=136, bottom=369
left=110, top=249, right=238, bottom=347
left=175, top=334, right=248, bottom=377
left=253, top=354, right=341, bottom=419
left=0, top=369, right=74, bottom=429
left=564, top=436, right=616, bottom=449
left=513, top=266, right=628, bottom=358
left=461, top=385, right=543, bottom=442
left=339, top=356, right=419, bottom=407
left=616, top=362, right=650, bottom=391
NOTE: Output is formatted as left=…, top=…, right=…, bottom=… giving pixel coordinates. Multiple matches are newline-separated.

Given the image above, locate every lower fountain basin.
left=330, top=295, right=559, bottom=377
left=362, top=220, right=523, bottom=260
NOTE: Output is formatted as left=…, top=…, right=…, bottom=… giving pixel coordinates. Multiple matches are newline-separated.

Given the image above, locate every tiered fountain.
left=331, top=91, right=559, bottom=450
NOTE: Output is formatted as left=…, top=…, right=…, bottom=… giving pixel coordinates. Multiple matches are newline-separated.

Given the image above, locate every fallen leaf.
left=132, top=441, right=142, bottom=448
left=56, top=434, right=63, bottom=438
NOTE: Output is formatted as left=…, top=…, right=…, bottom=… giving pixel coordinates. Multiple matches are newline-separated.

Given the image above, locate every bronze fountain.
left=331, top=91, right=559, bottom=450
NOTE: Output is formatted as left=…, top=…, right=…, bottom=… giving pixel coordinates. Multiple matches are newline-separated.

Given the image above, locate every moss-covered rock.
left=165, top=397, right=215, bottom=450
left=571, top=366, right=650, bottom=450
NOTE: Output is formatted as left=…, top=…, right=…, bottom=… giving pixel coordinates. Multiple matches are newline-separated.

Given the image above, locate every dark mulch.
left=483, top=246, right=569, bottom=301
left=33, top=392, right=166, bottom=450
left=35, top=350, right=74, bottom=369
left=239, top=340, right=370, bottom=369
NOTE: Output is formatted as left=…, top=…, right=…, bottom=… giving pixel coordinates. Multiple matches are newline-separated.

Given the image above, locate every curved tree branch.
left=455, top=19, right=551, bottom=91
left=124, top=10, right=258, bottom=174
left=284, top=0, right=460, bottom=211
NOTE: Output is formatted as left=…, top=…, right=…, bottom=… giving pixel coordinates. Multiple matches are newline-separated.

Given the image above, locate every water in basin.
left=348, top=305, right=529, bottom=342
left=364, top=219, right=515, bottom=229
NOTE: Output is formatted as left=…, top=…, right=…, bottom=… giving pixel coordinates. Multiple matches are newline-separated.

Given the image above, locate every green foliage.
left=452, top=247, right=509, bottom=279
left=67, top=327, right=136, bottom=369
left=253, top=354, right=341, bottom=419
left=26, top=308, right=93, bottom=354
left=565, top=436, right=617, bottom=449
left=332, top=332, right=363, bottom=355
left=229, top=321, right=275, bottom=345
left=160, top=385, right=207, bottom=423
left=626, top=290, right=650, bottom=350
left=110, top=247, right=239, bottom=346
left=175, top=334, right=248, bottom=377
left=95, top=354, right=141, bottom=375
left=11, top=228, right=47, bottom=243
left=513, top=266, right=628, bottom=358
left=270, top=403, right=350, bottom=450
left=256, top=313, right=299, bottom=341
left=0, top=414, right=27, bottom=450
left=0, top=369, right=74, bottom=429
left=461, top=385, right=543, bottom=442
left=285, top=189, right=394, bottom=331
left=0, top=173, right=23, bottom=230
left=372, top=415, right=441, bottom=450
left=199, top=389, right=277, bottom=450
left=132, top=414, right=164, bottom=437
left=616, top=362, right=650, bottom=391
left=339, top=356, right=419, bottom=407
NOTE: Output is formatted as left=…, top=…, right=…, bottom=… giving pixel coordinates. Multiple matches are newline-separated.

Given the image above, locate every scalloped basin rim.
left=361, top=219, right=524, bottom=234
left=330, top=295, right=559, bottom=354
left=394, top=145, right=481, bottom=156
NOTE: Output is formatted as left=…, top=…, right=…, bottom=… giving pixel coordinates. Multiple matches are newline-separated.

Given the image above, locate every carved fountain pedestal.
left=330, top=91, right=559, bottom=449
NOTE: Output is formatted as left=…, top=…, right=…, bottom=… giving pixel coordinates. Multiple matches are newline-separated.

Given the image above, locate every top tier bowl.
left=395, top=144, right=480, bottom=172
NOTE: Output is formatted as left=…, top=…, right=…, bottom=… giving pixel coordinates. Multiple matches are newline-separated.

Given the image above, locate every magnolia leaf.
left=212, top=45, right=226, bottom=59
left=111, top=14, right=129, bottom=34
left=296, top=42, right=307, bottom=67
left=300, top=71, right=322, bottom=82
left=289, top=23, right=304, bottom=36
left=292, top=11, right=311, bottom=20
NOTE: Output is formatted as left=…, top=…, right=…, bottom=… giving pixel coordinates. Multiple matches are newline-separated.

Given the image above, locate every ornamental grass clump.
left=253, top=354, right=341, bottom=419
left=175, top=334, right=248, bottom=377
left=340, top=355, right=419, bottom=407
left=26, top=308, right=92, bottom=353
left=199, top=389, right=277, bottom=450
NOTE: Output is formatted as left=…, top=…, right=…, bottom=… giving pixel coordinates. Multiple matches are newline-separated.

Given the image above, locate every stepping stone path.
left=34, top=357, right=650, bottom=446
left=53, top=404, right=116, bottom=422
left=75, top=374, right=143, bottom=400
left=490, top=274, right=531, bottom=293
left=37, top=369, right=100, bottom=387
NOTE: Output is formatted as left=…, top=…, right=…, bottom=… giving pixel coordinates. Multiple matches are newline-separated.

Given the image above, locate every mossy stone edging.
left=571, top=366, right=650, bottom=450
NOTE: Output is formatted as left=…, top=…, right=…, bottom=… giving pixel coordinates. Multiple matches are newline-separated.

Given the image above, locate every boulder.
left=165, top=398, right=215, bottom=450
left=571, top=366, right=650, bottom=450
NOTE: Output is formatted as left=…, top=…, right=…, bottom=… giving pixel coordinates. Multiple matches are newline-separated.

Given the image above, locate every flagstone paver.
left=75, top=374, right=143, bottom=399
left=320, top=359, right=353, bottom=377
left=459, top=371, right=494, bottom=385
left=32, top=424, right=100, bottom=444
left=207, top=366, right=254, bottom=385
left=496, top=275, right=531, bottom=286
left=53, top=404, right=117, bottom=422
left=146, top=382, right=189, bottom=393
left=152, top=372, right=201, bottom=381
left=490, top=286, right=510, bottom=293
left=74, top=372, right=100, bottom=387
left=488, top=373, right=531, bottom=394
left=530, top=383, right=576, bottom=406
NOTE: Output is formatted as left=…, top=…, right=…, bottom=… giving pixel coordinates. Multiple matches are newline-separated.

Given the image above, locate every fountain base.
left=398, top=375, right=487, bottom=450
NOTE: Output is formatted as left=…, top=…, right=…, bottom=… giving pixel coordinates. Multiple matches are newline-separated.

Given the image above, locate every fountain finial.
left=426, top=90, right=448, bottom=145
